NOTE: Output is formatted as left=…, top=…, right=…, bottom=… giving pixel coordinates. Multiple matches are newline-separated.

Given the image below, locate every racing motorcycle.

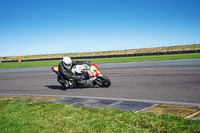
left=51, top=62, right=111, bottom=89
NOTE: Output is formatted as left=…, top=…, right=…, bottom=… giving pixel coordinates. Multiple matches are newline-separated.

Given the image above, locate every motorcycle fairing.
left=51, top=64, right=103, bottom=77
left=51, top=66, right=59, bottom=75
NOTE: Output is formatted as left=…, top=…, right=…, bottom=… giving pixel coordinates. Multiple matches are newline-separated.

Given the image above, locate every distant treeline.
left=2, top=49, right=200, bottom=62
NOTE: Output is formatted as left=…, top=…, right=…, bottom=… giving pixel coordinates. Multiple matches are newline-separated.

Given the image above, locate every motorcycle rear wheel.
left=98, top=75, right=111, bottom=87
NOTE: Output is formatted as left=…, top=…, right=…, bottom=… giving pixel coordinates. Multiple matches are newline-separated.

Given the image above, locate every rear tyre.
left=98, top=75, right=111, bottom=87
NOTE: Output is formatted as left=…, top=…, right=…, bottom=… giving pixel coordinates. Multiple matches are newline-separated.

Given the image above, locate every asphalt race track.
left=0, top=59, right=200, bottom=104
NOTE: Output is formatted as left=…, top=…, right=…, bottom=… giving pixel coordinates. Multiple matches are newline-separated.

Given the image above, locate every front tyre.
left=99, top=75, right=111, bottom=87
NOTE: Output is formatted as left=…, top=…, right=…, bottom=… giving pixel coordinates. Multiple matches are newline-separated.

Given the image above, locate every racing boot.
left=63, top=80, right=70, bottom=89
left=57, top=76, right=70, bottom=90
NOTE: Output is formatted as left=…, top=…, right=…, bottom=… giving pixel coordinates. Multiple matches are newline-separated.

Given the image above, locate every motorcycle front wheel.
left=98, top=75, right=111, bottom=87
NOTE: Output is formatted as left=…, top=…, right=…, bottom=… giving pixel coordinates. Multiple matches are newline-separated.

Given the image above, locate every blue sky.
left=0, top=0, right=200, bottom=57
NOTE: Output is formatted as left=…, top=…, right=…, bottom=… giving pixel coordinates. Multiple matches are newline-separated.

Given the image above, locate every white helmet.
left=63, top=56, right=72, bottom=69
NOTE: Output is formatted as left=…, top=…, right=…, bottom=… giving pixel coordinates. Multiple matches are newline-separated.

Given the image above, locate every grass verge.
left=0, top=99, right=200, bottom=133
left=0, top=53, right=200, bottom=69
left=1, top=44, right=200, bottom=61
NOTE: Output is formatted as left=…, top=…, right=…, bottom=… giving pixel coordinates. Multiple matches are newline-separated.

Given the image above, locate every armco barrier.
left=2, top=50, right=200, bottom=62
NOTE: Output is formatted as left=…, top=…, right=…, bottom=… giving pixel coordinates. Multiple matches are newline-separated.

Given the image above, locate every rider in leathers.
left=57, top=56, right=90, bottom=89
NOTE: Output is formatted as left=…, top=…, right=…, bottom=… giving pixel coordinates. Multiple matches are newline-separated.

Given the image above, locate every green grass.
left=0, top=100, right=200, bottom=133
left=79, top=53, right=200, bottom=64
left=0, top=53, right=200, bottom=69
left=0, top=60, right=61, bottom=69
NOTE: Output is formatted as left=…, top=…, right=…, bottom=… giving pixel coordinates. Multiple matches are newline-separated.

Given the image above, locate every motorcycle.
left=51, top=62, right=111, bottom=89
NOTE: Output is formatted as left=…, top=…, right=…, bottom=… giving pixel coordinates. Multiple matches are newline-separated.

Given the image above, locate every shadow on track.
left=45, top=85, right=67, bottom=91
left=45, top=85, right=99, bottom=90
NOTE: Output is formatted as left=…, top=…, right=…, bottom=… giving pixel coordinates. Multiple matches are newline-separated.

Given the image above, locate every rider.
left=57, top=56, right=91, bottom=89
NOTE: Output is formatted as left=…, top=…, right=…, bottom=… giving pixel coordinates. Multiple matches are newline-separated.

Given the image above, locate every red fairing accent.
left=87, top=71, right=99, bottom=77
left=95, top=72, right=99, bottom=76
left=87, top=71, right=95, bottom=77
left=91, top=64, right=100, bottom=71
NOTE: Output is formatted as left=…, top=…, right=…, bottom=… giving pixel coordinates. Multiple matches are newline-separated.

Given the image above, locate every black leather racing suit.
left=57, top=61, right=88, bottom=88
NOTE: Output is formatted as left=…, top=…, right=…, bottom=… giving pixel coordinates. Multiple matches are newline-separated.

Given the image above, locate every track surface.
left=0, top=59, right=200, bottom=104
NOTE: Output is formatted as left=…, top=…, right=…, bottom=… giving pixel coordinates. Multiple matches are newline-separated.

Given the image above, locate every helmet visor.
left=65, top=63, right=71, bottom=67
left=63, top=62, right=71, bottom=69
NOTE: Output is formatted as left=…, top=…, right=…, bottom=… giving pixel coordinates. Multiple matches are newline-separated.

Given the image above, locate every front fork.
left=94, top=76, right=103, bottom=86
